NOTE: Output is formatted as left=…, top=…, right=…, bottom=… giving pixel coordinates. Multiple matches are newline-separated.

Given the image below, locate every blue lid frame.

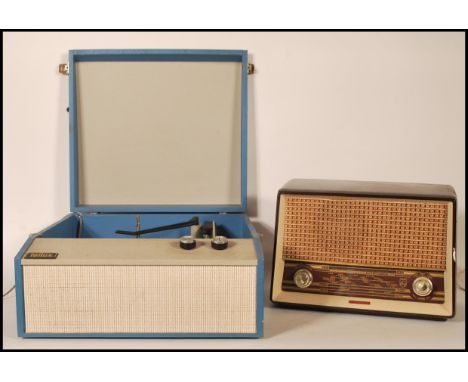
left=69, top=49, right=248, bottom=213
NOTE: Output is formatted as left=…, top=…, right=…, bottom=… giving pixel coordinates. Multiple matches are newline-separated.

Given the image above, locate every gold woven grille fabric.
left=23, top=265, right=257, bottom=334
left=282, top=195, right=449, bottom=270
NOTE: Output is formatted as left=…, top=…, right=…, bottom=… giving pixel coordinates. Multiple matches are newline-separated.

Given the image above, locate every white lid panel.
left=75, top=60, right=242, bottom=208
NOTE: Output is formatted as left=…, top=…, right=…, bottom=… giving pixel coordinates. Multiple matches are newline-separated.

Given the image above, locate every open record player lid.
left=68, top=49, right=248, bottom=213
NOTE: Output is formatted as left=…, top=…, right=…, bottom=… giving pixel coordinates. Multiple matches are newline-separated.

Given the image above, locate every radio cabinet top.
left=279, top=179, right=457, bottom=201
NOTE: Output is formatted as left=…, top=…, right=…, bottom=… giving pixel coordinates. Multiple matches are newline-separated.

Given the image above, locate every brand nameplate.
left=24, top=252, right=59, bottom=259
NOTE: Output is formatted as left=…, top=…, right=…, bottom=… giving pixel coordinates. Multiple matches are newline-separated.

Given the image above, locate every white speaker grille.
left=23, top=265, right=257, bottom=334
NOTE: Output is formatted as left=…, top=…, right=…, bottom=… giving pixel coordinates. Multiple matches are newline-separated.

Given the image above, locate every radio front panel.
left=271, top=192, right=455, bottom=319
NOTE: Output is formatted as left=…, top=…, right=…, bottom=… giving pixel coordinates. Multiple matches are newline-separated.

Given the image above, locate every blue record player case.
left=14, top=49, right=264, bottom=338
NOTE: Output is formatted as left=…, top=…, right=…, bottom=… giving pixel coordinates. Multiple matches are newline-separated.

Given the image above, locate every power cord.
left=3, top=285, right=16, bottom=298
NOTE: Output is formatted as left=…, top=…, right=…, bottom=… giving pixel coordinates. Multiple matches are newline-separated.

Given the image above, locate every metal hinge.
left=59, top=62, right=252, bottom=76
left=58, top=63, right=69, bottom=75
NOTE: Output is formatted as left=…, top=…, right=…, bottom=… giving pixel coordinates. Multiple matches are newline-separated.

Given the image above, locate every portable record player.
left=14, top=49, right=264, bottom=338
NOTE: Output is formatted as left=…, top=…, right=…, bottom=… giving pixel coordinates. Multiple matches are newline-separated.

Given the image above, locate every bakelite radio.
left=271, top=179, right=456, bottom=320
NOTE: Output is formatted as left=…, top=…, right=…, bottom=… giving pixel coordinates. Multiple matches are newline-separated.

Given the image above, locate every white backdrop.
left=3, top=31, right=465, bottom=291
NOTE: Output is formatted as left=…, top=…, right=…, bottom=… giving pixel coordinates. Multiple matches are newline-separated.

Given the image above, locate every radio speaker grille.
left=23, top=265, right=257, bottom=334
left=282, top=195, right=449, bottom=270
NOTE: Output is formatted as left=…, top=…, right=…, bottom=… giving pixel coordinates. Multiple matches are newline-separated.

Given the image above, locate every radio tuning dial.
left=294, top=269, right=313, bottom=289
left=412, top=276, right=433, bottom=297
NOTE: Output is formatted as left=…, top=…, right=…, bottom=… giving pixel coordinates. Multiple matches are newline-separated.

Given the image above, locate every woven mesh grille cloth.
left=24, top=265, right=257, bottom=334
left=282, top=195, right=448, bottom=270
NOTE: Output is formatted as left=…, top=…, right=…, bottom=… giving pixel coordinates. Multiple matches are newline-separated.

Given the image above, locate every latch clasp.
left=58, top=63, right=69, bottom=75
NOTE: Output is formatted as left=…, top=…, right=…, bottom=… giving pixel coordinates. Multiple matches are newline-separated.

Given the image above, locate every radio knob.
left=211, top=236, right=228, bottom=250
left=293, top=269, right=313, bottom=289
left=412, top=276, right=433, bottom=297
left=179, top=236, right=196, bottom=250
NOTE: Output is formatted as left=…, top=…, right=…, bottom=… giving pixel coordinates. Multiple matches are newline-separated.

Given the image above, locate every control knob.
left=179, top=236, right=196, bottom=250
left=293, top=268, right=313, bottom=289
left=211, top=236, right=228, bottom=250
left=412, top=276, right=433, bottom=297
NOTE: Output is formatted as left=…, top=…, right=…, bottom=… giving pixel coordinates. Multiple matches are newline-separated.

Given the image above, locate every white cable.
left=3, top=285, right=16, bottom=298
